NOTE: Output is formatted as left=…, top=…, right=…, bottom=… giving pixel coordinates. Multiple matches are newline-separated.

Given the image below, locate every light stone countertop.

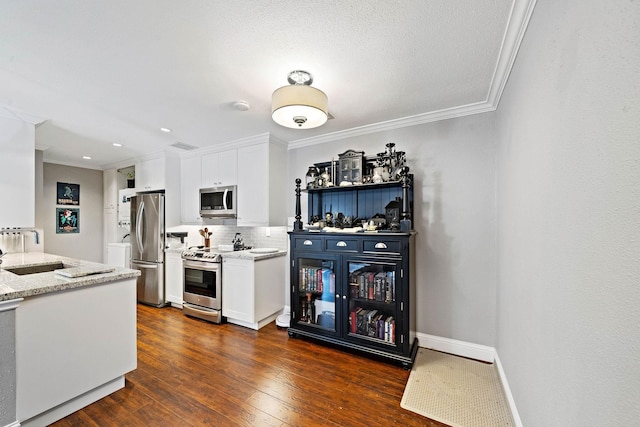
left=218, top=248, right=287, bottom=261
left=164, top=247, right=287, bottom=261
left=0, top=252, right=140, bottom=302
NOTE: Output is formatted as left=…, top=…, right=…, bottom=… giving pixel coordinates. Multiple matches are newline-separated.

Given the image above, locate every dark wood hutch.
left=288, top=147, right=419, bottom=369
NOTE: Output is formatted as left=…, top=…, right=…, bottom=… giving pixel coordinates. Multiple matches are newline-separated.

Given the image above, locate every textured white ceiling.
left=0, top=0, right=532, bottom=169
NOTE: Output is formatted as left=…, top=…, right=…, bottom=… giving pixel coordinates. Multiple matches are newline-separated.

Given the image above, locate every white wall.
left=0, top=116, right=34, bottom=228
left=43, top=163, right=104, bottom=262
left=288, top=113, right=498, bottom=346
left=495, top=0, right=640, bottom=425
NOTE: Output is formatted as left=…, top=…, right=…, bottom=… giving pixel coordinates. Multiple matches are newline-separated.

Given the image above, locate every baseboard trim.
left=416, top=332, right=495, bottom=362
left=493, top=352, right=523, bottom=427
left=415, top=332, right=522, bottom=427
left=19, top=376, right=125, bottom=427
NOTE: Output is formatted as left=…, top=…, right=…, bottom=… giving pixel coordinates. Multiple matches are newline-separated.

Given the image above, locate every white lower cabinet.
left=222, top=255, right=286, bottom=330
left=165, top=251, right=184, bottom=306
left=15, top=278, right=137, bottom=425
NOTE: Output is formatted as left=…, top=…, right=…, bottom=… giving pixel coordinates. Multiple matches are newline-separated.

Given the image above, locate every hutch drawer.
left=325, top=237, right=360, bottom=252
left=362, top=238, right=402, bottom=255
left=293, top=236, right=323, bottom=251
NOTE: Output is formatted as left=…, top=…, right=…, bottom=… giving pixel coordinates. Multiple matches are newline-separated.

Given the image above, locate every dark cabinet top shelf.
left=302, top=179, right=409, bottom=193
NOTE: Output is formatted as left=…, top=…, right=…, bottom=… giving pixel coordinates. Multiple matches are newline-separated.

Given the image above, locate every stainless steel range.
left=181, top=248, right=223, bottom=324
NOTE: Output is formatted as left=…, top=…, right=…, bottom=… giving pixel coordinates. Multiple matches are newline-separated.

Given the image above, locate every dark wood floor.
left=52, top=304, right=445, bottom=426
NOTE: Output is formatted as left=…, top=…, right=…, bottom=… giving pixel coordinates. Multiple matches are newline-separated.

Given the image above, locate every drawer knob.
left=303, top=240, right=313, bottom=246
left=374, top=242, right=388, bottom=249
left=336, top=241, right=347, bottom=247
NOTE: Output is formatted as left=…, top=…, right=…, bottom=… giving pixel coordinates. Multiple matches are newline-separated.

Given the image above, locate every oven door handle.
left=184, top=303, right=220, bottom=316
left=183, top=260, right=221, bottom=271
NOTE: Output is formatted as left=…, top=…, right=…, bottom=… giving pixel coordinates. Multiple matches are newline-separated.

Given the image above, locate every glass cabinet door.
left=346, top=259, right=399, bottom=347
left=294, top=257, right=337, bottom=334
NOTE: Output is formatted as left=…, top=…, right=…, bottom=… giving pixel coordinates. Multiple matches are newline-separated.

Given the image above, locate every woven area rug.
left=401, top=348, right=513, bottom=427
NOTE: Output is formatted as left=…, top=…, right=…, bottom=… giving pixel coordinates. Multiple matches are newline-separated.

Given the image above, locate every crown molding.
left=288, top=0, right=537, bottom=151
left=178, top=132, right=272, bottom=159
left=486, top=0, right=538, bottom=106
left=288, top=101, right=497, bottom=150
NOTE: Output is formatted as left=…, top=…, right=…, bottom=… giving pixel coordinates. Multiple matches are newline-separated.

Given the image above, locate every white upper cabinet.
left=134, top=152, right=180, bottom=226
left=0, top=117, right=35, bottom=227
left=177, top=135, right=286, bottom=227
left=103, top=168, right=118, bottom=209
left=135, top=156, right=165, bottom=192
left=180, top=155, right=202, bottom=224
left=236, top=140, right=287, bottom=227
left=201, top=149, right=237, bottom=188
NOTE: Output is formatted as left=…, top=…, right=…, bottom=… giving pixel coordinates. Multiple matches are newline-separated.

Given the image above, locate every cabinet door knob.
left=336, top=294, right=340, bottom=299
left=374, top=242, right=388, bottom=249
left=303, top=240, right=313, bottom=246
left=336, top=241, right=347, bottom=247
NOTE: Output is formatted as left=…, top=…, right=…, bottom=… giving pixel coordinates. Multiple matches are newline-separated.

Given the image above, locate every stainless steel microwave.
left=199, top=185, right=237, bottom=218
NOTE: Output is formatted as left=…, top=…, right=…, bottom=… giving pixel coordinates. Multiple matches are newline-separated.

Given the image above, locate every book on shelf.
left=350, top=306, right=396, bottom=343
left=349, top=308, right=358, bottom=334
left=350, top=269, right=396, bottom=303
left=356, top=308, right=367, bottom=335
left=374, top=272, right=386, bottom=302
left=367, top=272, right=375, bottom=300
left=349, top=282, right=359, bottom=298
left=299, top=266, right=337, bottom=294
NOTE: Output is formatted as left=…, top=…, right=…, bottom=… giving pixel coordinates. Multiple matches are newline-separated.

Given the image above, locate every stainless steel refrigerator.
left=130, top=192, right=166, bottom=307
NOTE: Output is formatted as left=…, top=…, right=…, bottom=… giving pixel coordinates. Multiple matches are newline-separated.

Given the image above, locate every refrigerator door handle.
left=136, top=201, right=145, bottom=253
left=133, top=263, right=158, bottom=269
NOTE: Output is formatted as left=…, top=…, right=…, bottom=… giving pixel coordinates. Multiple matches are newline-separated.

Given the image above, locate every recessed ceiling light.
left=160, top=127, right=172, bottom=133
left=113, top=143, right=122, bottom=147
left=82, top=156, right=92, bottom=160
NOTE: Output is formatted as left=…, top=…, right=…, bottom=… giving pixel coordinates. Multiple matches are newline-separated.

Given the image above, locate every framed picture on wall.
left=56, top=208, right=79, bottom=233
left=57, top=182, right=80, bottom=205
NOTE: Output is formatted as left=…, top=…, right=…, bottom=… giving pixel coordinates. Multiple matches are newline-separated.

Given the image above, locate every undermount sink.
left=4, top=262, right=66, bottom=275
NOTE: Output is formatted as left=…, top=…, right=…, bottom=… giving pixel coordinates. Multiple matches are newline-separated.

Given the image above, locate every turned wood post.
left=400, top=167, right=412, bottom=231
left=293, top=178, right=303, bottom=231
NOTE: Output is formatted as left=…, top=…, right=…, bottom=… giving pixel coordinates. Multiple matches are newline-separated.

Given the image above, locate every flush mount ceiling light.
left=272, top=70, right=328, bottom=129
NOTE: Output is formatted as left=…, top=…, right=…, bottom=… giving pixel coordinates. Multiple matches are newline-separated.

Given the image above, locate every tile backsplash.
left=167, top=225, right=288, bottom=251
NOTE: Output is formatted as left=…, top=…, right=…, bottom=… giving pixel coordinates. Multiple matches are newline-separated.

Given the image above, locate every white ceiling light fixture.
left=272, top=70, right=328, bottom=129
left=160, top=127, right=172, bottom=133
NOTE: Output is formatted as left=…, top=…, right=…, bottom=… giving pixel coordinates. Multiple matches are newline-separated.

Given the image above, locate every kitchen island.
left=0, top=253, right=140, bottom=427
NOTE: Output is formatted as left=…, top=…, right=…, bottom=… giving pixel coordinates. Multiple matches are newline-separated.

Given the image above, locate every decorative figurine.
left=305, top=166, right=319, bottom=189
left=376, top=142, right=406, bottom=182
left=324, top=212, right=333, bottom=227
